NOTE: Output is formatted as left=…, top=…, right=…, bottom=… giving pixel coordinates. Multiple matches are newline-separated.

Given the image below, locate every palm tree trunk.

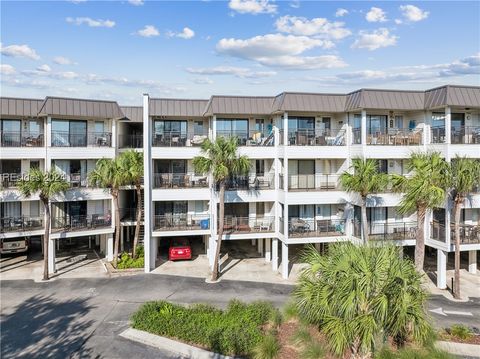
left=415, top=205, right=426, bottom=272
left=132, top=184, right=142, bottom=259
left=113, top=190, right=120, bottom=267
left=361, top=198, right=369, bottom=244
left=211, top=181, right=225, bottom=281
left=453, top=196, right=463, bottom=299
left=42, top=199, right=50, bottom=281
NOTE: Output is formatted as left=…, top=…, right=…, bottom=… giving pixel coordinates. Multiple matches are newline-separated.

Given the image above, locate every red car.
left=168, top=239, right=192, bottom=261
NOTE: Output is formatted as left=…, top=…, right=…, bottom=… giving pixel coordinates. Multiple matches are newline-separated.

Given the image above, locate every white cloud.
left=66, top=17, right=115, bottom=28
left=192, top=77, right=213, bottom=84
left=135, top=25, right=160, bottom=37
left=394, top=19, right=403, bottom=25
left=128, top=0, right=144, bottom=5
left=275, top=15, right=351, bottom=40
left=186, top=66, right=277, bottom=78
left=335, top=8, right=348, bottom=17
left=67, top=0, right=87, bottom=3
left=228, top=0, right=277, bottom=15
left=438, top=53, right=480, bottom=76
left=0, top=64, right=16, bottom=75
left=366, top=7, right=387, bottom=22
left=399, top=5, right=429, bottom=22
left=167, top=27, right=195, bottom=39
left=290, top=0, right=300, bottom=9
left=351, top=28, right=397, bottom=51
left=53, top=56, right=76, bottom=65
left=0, top=43, right=40, bottom=60
left=37, top=64, right=51, bottom=72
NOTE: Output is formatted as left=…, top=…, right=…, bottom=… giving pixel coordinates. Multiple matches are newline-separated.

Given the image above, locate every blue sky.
left=1, top=0, right=479, bottom=105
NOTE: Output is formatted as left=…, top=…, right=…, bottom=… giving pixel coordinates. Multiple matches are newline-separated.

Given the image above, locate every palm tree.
left=446, top=156, right=480, bottom=299
left=193, top=136, right=250, bottom=281
left=119, top=150, right=144, bottom=258
left=392, top=152, right=448, bottom=272
left=340, top=158, right=388, bottom=243
left=294, top=243, right=431, bottom=358
left=18, top=168, right=69, bottom=280
left=89, top=157, right=125, bottom=267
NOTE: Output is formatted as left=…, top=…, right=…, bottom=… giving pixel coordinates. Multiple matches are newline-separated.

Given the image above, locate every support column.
left=314, top=243, right=321, bottom=252
left=106, top=233, right=114, bottom=261
left=257, top=238, right=263, bottom=255
left=48, top=238, right=56, bottom=274
left=469, top=250, right=477, bottom=274
left=272, top=238, right=278, bottom=271
left=437, top=249, right=447, bottom=289
left=281, top=242, right=289, bottom=279
left=120, top=228, right=124, bottom=252
left=264, top=238, right=271, bottom=262
left=361, top=109, right=367, bottom=152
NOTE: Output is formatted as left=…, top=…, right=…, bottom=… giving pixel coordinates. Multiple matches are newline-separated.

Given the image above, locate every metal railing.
left=119, top=207, right=143, bottom=222
left=153, top=214, right=210, bottom=231
left=220, top=174, right=274, bottom=190
left=118, top=134, right=143, bottom=148
left=288, top=174, right=340, bottom=191
left=153, top=173, right=208, bottom=188
left=1, top=131, right=44, bottom=147
left=451, top=126, right=480, bottom=144
left=352, top=129, right=362, bottom=144
left=152, top=130, right=208, bottom=147
left=221, top=216, right=275, bottom=234
left=51, top=213, right=111, bottom=232
left=287, top=128, right=346, bottom=146
left=450, top=224, right=480, bottom=244
left=67, top=173, right=88, bottom=188
left=430, top=221, right=446, bottom=242
left=216, top=130, right=275, bottom=146
left=367, top=128, right=423, bottom=146
left=288, top=218, right=345, bottom=238
left=51, top=131, right=112, bottom=147
left=368, top=222, right=417, bottom=241
left=0, top=216, right=44, bottom=232
left=431, top=126, right=446, bottom=143
left=0, top=173, right=22, bottom=189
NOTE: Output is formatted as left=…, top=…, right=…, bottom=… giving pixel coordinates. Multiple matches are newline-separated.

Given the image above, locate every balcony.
left=288, top=174, right=340, bottom=191
left=152, top=131, right=208, bottom=147
left=451, top=126, right=480, bottom=144
left=431, top=221, right=446, bottom=242
left=119, top=207, right=143, bottom=222
left=51, top=131, right=112, bottom=147
left=216, top=130, right=274, bottom=146
left=288, top=218, right=345, bottom=238
left=0, top=216, right=43, bottom=232
left=287, top=128, right=346, bottom=146
left=352, top=129, right=362, bottom=144
left=118, top=134, right=143, bottom=148
left=153, top=214, right=210, bottom=231
left=367, top=128, right=422, bottom=146
left=1, top=173, right=22, bottom=189
left=153, top=173, right=208, bottom=189
left=51, top=213, right=111, bottom=232
left=432, top=221, right=480, bottom=244
left=222, top=174, right=274, bottom=191
left=221, top=216, right=275, bottom=234
left=367, top=222, right=417, bottom=241
left=1, top=131, right=44, bottom=147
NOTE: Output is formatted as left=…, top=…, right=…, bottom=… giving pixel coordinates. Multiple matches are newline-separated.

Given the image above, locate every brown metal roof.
left=120, top=106, right=143, bottom=122
left=38, top=96, right=125, bottom=119
left=274, top=92, right=346, bottom=113
left=0, top=97, right=44, bottom=117
left=345, top=89, right=425, bottom=111
left=204, top=96, right=274, bottom=116
left=149, top=98, right=208, bottom=117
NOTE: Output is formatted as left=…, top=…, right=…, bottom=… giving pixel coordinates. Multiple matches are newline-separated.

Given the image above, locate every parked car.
left=168, top=238, right=192, bottom=261
left=0, top=237, right=29, bottom=255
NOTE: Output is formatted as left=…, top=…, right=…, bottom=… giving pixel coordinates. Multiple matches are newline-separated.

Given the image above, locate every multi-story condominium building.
left=1, top=85, right=479, bottom=289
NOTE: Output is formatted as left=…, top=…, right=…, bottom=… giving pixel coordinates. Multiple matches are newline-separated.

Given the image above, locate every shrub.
left=252, top=333, right=280, bottom=359
left=448, top=324, right=473, bottom=340
left=116, top=247, right=144, bottom=269
left=282, top=300, right=299, bottom=321
left=375, top=346, right=454, bottom=359
left=131, top=299, right=276, bottom=356
left=300, top=340, right=325, bottom=359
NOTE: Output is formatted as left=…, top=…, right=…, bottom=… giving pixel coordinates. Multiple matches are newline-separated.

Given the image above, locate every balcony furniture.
left=317, top=220, right=336, bottom=233
left=290, top=218, right=310, bottom=233
left=191, top=135, right=207, bottom=146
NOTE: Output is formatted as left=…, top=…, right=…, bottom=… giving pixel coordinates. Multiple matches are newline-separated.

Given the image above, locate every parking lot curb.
left=436, top=340, right=480, bottom=358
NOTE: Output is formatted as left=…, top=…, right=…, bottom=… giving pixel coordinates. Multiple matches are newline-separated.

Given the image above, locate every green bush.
left=116, top=246, right=144, bottom=269
left=300, top=340, right=325, bottom=359
left=131, top=299, right=276, bottom=356
left=252, top=333, right=280, bottom=359
left=375, top=346, right=454, bottom=359
left=449, top=324, right=473, bottom=340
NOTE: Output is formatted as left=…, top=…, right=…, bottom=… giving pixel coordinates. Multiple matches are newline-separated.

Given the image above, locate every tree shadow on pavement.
left=1, top=294, right=99, bottom=359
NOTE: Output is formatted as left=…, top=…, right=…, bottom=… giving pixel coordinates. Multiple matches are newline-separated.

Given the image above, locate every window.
left=51, top=119, right=87, bottom=147
left=256, top=160, right=264, bottom=176
left=395, top=116, right=403, bottom=129
left=194, top=121, right=204, bottom=135
left=154, top=120, right=187, bottom=135
left=30, top=161, right=40, bottom=170
left=1, top=120, right=21, bottom=146
left=195, top=201, right=205, bottom=213
left=30, top=201, right=40, bottom=217
left=256, top=202, right=265, bottom=216
left=288, top=117, right=314, bottom=132
left=216, top=119, right=248, bottom=135
left=367, top=115, right=387, bottom=135
left=95, top=121, right=105, bottom=134
left=432, top=113, right=445, bottom=128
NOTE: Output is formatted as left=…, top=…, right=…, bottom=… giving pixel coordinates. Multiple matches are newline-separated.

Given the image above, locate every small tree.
left=447, top=156, right=480, bottom=298
left=89, top=158, right=125, bottom=267
left=340, top=158, right=388, bottom=243
left=392, top=152, right=448, bottom=272
left=120, top=150, right=144, bottom=258
left=294, top=243, right=431, bottom=358
left=193, top=137, right=250, bottom=282
left=18, top=168, right=69, bottom=280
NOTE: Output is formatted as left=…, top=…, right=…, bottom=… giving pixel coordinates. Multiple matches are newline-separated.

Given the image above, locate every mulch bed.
left=439, top=333, right=480, bottom=345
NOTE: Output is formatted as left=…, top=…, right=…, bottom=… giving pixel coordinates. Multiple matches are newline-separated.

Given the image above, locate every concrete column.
left=150, top=237, right=157, bottom=268
left=208, top=235, right=216, bottom=268
left=106, top=233, right=114, bottom=261
left=281, top=241, right=289, bottom=279
left=111, top=118, right=116, bottom=149
left=272, top=238, right=278, bottom=271
left=445, top=106, right=451, bottom=161
left=361, top=109, right=367, bottom=149
left=257, top=238, right=263, bottom=255
left=48, top=238, right=56, bottom=274
left=120, top=227, right=124, bottom=252
left=283, top=112, right=288, bottom=146
left=264, top=238, right=271, bottom=262
left=469, top=250, right=477, bottom=274
left=314, top=243, right=321, bottom=252
left=437, top=249, right=447, bottom=289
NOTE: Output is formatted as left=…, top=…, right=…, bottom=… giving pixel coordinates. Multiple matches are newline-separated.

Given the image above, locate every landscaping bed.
left=439, top=324, right=480, bottom=345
